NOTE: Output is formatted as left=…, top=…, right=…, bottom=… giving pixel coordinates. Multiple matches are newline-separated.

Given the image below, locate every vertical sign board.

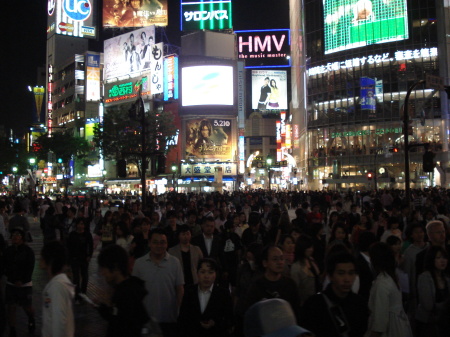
left=181, top=0, right=232, bottom=31
left=33, top=87, right=45, bottom=123
left=47, top=65, right=54, bottom=134
left=237, top=61, right=245, bottom=128
left=150, top=42, right=164, bottom=94
left=164, top=55, right=179, bottom=101
left=276, top=121, right=282, bottom=161
left=86, top=53, right=101, bottom=101
left=360, top=77, right=376, bottom=117
left=47, top=0, right=97, bottom=39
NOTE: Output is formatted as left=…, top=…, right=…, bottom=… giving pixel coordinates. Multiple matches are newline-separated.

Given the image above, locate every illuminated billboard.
left=181, top=1, right=232, bottom=31
left=235, top=29, right=291, bottom=68
left=47, top=0, right=97, bottom=39
left=324, top=0, right=408, bottom=54
left=251, top=70, right=288, bottom=111
left=104, top=75, right=150, bottom=105
left=181, top=65, right=234, bottom=106
left=103, top=0, right=168, bottom=28
left=150, top=42, right=164, bottom=94
left=164, top=55, right=179, bottom=101
left=104, top=26, right=155, bottom=81
left=86, top=53, right=101, bottom=101
left=185, top=118, right=233, bottom=159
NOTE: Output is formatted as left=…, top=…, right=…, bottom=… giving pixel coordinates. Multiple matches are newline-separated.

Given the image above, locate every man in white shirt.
left=132, top=229, right=184, bottom=337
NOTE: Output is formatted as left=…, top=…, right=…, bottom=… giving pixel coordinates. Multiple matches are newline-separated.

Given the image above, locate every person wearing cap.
left=4, top=228, right=36, bottom=336
left=169, top=224, right=203, bottom=287
left=301, top=252, right=368, bottom=337
left=244, top=245, right=301, bottom=320
left=244, top=298, right=312, bottom=337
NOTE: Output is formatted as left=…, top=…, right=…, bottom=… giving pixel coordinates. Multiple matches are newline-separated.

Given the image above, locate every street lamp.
left=28, top=158, right=36, bottom=197
left=171, top=163, right=177, bottom=192
left=12, top=166, right=18, bottom=194
left=266, top=156, right=273, bottom=191
left=102, top=169, right=107, bottom=195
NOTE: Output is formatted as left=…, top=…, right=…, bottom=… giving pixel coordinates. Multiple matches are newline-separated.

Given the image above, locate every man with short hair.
left=244, top=246, right=300, bottom=319
left=191, top=216, right=222, bottom=262
left=164, top=210, right=180, bottom=248
left=132, top=229, right=184, bottom=337
left=302, top=252, right=368, bottom=337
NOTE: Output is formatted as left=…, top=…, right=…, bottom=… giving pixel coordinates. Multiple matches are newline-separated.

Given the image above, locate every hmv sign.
left=235, top=29, right=291, bottom=68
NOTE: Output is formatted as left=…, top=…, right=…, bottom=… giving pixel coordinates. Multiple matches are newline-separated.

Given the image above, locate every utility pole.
left=402, top=80, right=425, bottom=209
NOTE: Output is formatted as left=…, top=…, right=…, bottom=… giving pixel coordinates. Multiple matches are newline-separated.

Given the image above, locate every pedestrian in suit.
left=178, top=258, right=233, bottom=337
left=191, top=217, right=222, bottom=263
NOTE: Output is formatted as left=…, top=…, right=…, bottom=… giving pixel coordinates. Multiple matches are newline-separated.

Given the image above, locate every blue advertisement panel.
left=360, top=77, right=376, bottom=112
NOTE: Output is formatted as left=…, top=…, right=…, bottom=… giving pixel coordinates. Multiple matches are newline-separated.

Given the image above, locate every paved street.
left=2, top=216, right=108, bottom=337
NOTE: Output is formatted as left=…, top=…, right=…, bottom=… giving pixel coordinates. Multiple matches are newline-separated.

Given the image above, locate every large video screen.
left=324, top=0, right=408, bottom=54
left=103, top=0, right=168, bottom=28
left=251, top=70, right=288, bottom=111
left=181, top=65, right=234, bottom=106
left=104, top=26, right=155, bottom=81
left=185, top=118, right=233, bottom=159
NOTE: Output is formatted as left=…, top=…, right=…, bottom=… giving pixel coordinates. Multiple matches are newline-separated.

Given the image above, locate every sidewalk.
left=3, top=216, right=108, bottom=337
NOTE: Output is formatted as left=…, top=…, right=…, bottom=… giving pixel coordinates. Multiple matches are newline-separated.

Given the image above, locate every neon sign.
left=63, top=0, right=92, bottom=21
left=181, top=1, right=232, bottom=31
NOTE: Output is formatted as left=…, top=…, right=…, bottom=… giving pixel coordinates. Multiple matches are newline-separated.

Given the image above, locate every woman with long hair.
left=415, top=246, right=450, bottom=337
left=328, top=222, right=353, bottom=252
left=367, top=242, right=412, bottom=337
left=268, top=79, right=280, bottom=108
left=290, top=235, right=321, bottom=306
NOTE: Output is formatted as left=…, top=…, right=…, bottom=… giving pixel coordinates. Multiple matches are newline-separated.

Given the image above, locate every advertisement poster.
left=86, top=53, right=101, bottom=101
left=104, top=26, right=155, bottom=81
left=103, top=0, right=168, bottom=28
left=360, top=77, right=376, bottom=117
left=251, top=70, right=288, bottom=112
left=324, top=0, right=408, bottom=54
left=185, top=118, right=233, bottom=159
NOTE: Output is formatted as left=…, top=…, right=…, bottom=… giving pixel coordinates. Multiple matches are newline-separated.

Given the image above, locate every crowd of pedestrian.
left=0, top=188, right=450, bottom=336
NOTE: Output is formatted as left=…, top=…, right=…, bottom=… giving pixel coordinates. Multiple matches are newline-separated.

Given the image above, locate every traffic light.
left=57, top=158, right=63, bottom=164
left=389, top=147, right=399, bottom=153
left=423, top=151, right=435, bottom=172
left=367, top=172, right=373, bottom=180
left=117, top=159, right=127, bottom=178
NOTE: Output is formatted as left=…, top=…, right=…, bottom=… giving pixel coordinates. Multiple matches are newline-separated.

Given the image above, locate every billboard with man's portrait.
left=103, top=0, right=168, bottom=28
left=104, top=26, right=155, bottom=81
left=251, top=70, right=288, bottom=112
left=185, top=118, right=233, bottom=159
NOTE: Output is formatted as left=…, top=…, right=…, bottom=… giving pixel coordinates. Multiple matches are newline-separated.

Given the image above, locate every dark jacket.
left=4, top=243, right=35, bottom=284
left=67, top=230, right=94, bottom=263
left=301, top=284, right=369, bottom=337
left=178, top=284, right=233, bottom=337
left=191, top=234, right=222, bottom=262
left=98, top=276, right=149, bottom=337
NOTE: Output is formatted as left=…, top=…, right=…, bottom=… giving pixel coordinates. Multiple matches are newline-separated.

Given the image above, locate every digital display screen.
left=181, top=65, right=234, bottom=106
left=323, top=0, right=408, bottom=54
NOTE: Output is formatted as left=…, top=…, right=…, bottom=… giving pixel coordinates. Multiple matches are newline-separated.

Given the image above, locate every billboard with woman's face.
left=251, top=70, right=288, bottom=112
left=185, top=118, right=233, bottom=159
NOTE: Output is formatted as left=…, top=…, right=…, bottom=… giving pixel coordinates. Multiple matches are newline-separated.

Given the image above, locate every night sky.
left=1, top=0, right=289, bottom=136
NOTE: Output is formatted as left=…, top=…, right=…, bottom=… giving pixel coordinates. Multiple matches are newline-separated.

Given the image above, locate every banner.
left=104, top=26, right=156, bottom=81
left=150, top=42, right=164, bottom=94
left=185, top=118, right=232, bottom=159
left=103, top=0, right=168, bottom=28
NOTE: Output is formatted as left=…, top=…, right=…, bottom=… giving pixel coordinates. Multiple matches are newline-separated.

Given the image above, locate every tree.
left=0, top=136, right=29, bottom=176
left=34, top=130, right=92, bottom=193
left=93, top=102, right=178, bottom=177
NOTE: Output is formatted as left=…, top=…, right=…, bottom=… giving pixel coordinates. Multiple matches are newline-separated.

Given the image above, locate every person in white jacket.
left=40, top=241, right=75, bottom=337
